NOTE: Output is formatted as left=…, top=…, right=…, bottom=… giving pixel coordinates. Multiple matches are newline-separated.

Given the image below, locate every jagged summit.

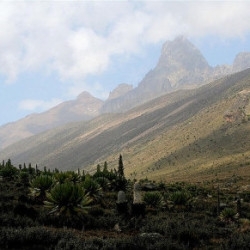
left=102, top=36, right=213, bottom=113
left=107, top=83, right=133, bottom=100
left=160, top=36, right=210, bottom=72
left=141, top=36, right=212, bottom=90
left=233, top=52, right=250, bottom=72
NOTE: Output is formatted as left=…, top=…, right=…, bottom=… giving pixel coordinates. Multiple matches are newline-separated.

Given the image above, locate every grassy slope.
left=1, top=69, right=250, bottom=183
left=92, top=69, right=250, bottom=182
left=122, top=98, right=250, bottom=182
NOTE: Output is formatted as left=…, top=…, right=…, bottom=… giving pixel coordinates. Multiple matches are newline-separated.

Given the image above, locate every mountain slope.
left=0, top=92, right=103, bottom=149
left=1, top=36, right=250, bottom=151
left=1, top=69, right=250, bottom=182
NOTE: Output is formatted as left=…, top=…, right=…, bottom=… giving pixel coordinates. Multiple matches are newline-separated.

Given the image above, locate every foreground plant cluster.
left=0, top=158, right=250, bottom=249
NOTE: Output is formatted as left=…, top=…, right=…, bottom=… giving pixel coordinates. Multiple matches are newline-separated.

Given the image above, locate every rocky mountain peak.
left=102, top=37, right=216, bottom=114
left=107, top=83, right=133, bottom=100
left=73, top=91, right=103, bottom=115
left=75, top=91, right=103, bottom=112
left=160, top=36, right=210, bottom=72
left=77, top=91, right=97, bottom=102
left=139, top=36, right=212, bottom=92
left=233, top=52, right=250, bottom=72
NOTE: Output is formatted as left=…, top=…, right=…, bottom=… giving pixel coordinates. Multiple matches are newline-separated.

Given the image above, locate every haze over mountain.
left=0, top=92, right=103, bottom=149
left=1, top=68, right=250, bottom=182
left=1, top=36, right=250, bottom=151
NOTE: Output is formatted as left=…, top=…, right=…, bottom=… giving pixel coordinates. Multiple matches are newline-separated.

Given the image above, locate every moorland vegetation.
left=0, top=156, right=250, bottom=249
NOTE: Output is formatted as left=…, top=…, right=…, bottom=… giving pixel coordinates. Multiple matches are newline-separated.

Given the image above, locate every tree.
left=114, top=154, right=127, bottom=191
left=0, top=159, right=18, bottom=180
left=103, top=161, right=108, bottom=174
left=118, top=154, right=124, bottom=178
left=96, top=164, right=101, bottom=173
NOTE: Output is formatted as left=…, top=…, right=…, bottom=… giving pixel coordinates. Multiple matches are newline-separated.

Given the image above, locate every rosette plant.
left=45, top=182, right=92, bottom=220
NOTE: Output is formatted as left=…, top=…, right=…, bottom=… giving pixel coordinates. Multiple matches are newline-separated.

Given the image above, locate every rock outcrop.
left=233, top=52, right=250, bottom=72
left=107, top=83, right=133, bottom=100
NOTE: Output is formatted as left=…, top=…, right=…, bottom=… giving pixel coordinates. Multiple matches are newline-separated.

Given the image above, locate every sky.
left=1, top=0, right=250, bottom=126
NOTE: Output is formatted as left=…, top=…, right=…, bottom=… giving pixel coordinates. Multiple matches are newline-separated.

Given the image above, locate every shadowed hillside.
left=1, top=69, right=250, bottom=182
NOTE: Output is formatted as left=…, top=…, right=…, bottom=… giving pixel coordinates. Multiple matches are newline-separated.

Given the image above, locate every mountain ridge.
left=1, top=36, right=250, bottom=150
left=1, top=68, right=250, bottom=182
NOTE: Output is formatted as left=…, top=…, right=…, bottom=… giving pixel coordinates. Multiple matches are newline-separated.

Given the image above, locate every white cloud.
left=1, top=0, right=250, bottom=96
left=183, top=2, right=250, bottom=38
left=19, top=98, right=62, bottom=112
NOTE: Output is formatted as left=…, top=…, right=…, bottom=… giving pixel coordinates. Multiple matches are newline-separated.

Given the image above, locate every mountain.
left=1, top=36, right=250, bottom=150
left=101, top=36, right=250, bottom=113
left=1, top=69, right=250, bottom=182
left=0, top=92, right=103, bottom=149
left=107, top=83, right=133, bottom=100
left=101, top=36, right=212, bottom=113
left=233, top=52, right=250, bottom=72
left=144, top=35, right=212, bottom=88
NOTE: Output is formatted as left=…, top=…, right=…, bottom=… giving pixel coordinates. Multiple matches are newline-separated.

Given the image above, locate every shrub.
left=0, top=165, right=18, bottom=180
left=44, top=182, right=92, bottom=227
left=94, top=176, right=110, bottom=191
left=30, top=175, right=54, bottom=200
left=143, top=192, right=165, bottom=209
left=169, top=190, right=191, bottom=206
left=222, top=232, right=250, bottom=249
left=220, top=208, right=236, bottom=222
left=82, top=176, right=103, bottom=204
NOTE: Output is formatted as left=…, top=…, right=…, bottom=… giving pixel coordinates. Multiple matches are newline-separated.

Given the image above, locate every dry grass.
left=1, top=69, right=250, bottom=184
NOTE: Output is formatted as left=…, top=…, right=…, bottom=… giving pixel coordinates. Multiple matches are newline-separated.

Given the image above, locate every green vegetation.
left=143, top=191, right=165, bottom=209
left=0, top=157, right=250, bottom=249
left=44, top=182, right=92, bottom=228
left=30, top=174, right=53, bottom=201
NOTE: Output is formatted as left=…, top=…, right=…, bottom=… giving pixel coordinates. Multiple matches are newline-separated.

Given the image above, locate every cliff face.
left=233, top=52, right=250, bottom=72
left=101, top=36, right=213, bottom=113
left=107, top=83, right=133, bottom=100
left=150, top=36, right=212, bottom=88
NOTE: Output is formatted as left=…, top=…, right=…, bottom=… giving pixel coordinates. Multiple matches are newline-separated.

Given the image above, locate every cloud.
left=19, top=98, right=62, bottom=112
left=182, top=2, right=250, bottom=38
left=1, top=0, right=250, bottom=95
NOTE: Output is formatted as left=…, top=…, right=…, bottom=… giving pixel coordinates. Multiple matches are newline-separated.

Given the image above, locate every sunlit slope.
left=90, top=69, right=250, bottom=181
left=121, top=94, right=250, bottom=182
left=1, top=69, right=250, bottom=182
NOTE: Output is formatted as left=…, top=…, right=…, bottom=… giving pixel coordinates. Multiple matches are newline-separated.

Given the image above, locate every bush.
left=0, top=165, right=18, bottom=180
left=222, top=232, right=250, bottom=249
left=169, top=190, right=191, bottom=206
left=143, top=192, right=165, bottom=209
left=220, top=208, right=236, bottom=222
